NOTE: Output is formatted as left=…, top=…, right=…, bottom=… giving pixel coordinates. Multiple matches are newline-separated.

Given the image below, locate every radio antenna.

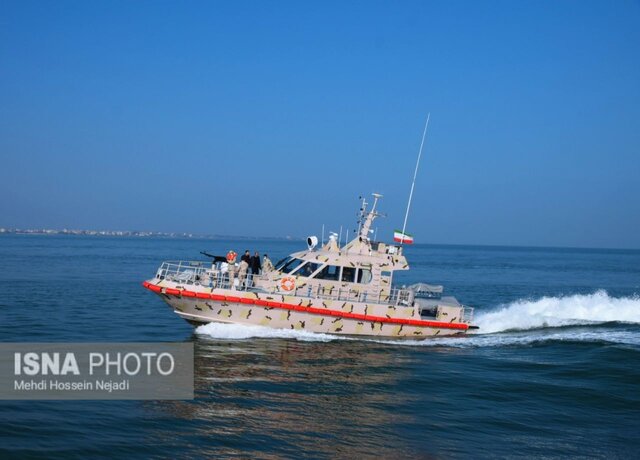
left=400, top=113, right=430, bottom=244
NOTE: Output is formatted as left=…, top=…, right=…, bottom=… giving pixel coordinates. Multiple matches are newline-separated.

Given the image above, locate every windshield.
left=313, top=265, right=340, bottom=281
left=295, top=262, right=321, bottom=277
left=280, top=258, right=305, bottom=274
left=274, top=256, right=292, bottom=271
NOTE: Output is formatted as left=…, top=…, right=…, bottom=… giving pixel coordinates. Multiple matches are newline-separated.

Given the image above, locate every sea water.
left=0, top=235, right=638, bottom=458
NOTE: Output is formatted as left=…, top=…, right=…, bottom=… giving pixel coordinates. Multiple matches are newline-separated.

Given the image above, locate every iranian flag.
left=393, top=230, right=414, bottom=244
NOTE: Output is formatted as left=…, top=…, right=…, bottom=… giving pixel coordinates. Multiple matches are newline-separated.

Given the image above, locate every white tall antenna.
left=357, top=196, right=367, bottom=236
left=321, top=224, right=325, bottom=245
left=400, top=113, right=430, bottom=244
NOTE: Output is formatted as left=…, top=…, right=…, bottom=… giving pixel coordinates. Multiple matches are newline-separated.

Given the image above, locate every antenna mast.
left=400, top=113, right=430, bottom=244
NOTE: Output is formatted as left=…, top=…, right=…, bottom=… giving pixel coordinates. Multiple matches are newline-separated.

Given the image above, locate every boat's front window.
left=295, top=262, right=321, bottom=277
left=341, top=266, right=356, bottom=282
left=313, top=265, right=340, bottom=281
left=275, top=256, right=292, bottom=271
left=280, top=258, right=305, bottom=274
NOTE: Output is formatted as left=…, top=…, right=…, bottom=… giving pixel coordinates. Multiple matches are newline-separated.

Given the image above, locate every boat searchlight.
left=307, top=236, right=319, bottom=250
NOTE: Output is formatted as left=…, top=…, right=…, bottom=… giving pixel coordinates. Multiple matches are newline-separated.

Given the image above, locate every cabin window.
left=341, top=266, right=356, bottom=282
left=295, top=262, right=321, bottom=277
left=357, top=269, right=373, bottom=284
left=381, top=271, right=392, bottom=278
left=280, top=258, right=305, bottom=274
left=275, top=256, right=292, bottom=271
left=314, top=265, right=340, bottom=281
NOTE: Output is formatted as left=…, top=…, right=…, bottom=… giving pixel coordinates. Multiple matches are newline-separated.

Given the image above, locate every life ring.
left=226, top=250, right=237, bottom=263
left=280, top=276, right=296, bottom=292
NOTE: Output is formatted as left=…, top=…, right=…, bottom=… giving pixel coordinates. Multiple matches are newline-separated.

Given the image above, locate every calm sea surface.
left=1, top=235, right=639, bottom=458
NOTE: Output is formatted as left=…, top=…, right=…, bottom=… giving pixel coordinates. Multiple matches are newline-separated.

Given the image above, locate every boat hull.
left=146, top=282, right=470, bottom=339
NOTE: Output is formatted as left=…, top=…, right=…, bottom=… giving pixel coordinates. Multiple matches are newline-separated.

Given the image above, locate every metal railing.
left=155, top=260, right=414, bottom=306
left=155, top=261, right=264, bottom=290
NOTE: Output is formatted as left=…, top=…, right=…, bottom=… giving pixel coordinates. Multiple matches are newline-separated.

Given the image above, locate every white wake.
left=195, top=321, right=340, bottom=342
left=473, top=290, right=640, bottom=334
left=194, top=291, right=640, bottom=347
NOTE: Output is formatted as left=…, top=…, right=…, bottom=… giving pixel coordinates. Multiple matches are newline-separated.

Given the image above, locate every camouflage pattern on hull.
left=154, top=289, right=468, bottom=339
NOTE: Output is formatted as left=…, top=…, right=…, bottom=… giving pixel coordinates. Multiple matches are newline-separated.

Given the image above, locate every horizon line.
left=1, top=227, right=638, bottom=252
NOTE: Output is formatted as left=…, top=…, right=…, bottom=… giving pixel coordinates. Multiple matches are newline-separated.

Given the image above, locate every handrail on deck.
left=154, top=260, right=415, bottom=306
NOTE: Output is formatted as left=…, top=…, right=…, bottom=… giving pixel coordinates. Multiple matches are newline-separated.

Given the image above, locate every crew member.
left=238, top=258, right=249, bottom=288
left=263, top=254, right=274, bottom=272
left=250, top=251, right=262, bottom=275
left=226, top=250, right=237, bottom=289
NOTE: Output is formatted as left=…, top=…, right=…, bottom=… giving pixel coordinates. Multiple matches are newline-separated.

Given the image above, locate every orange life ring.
left=226, top=250, right=237, bottom=263
left=280, top=276, right=296, bottom=292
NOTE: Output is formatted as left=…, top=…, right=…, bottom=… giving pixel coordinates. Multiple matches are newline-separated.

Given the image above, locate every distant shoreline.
left=0, top=228, right=300, bottom=241
left=0, top=229, right=638, bottom=251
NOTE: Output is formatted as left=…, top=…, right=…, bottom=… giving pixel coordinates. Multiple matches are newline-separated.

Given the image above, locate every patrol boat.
left=143, top=194, right=476, bottom=338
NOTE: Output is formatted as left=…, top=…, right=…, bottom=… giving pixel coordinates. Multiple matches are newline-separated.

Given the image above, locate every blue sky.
left=1, top=1, right=639, bottom=248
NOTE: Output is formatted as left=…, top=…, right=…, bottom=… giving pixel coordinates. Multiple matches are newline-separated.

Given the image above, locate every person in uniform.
left=226, top=250, right=237, bottom=289
left=241, top=250, right=251, bottom=266
left=263, top=254, right=274, bottom=272
left=238, top=258, right=249, bottom=288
